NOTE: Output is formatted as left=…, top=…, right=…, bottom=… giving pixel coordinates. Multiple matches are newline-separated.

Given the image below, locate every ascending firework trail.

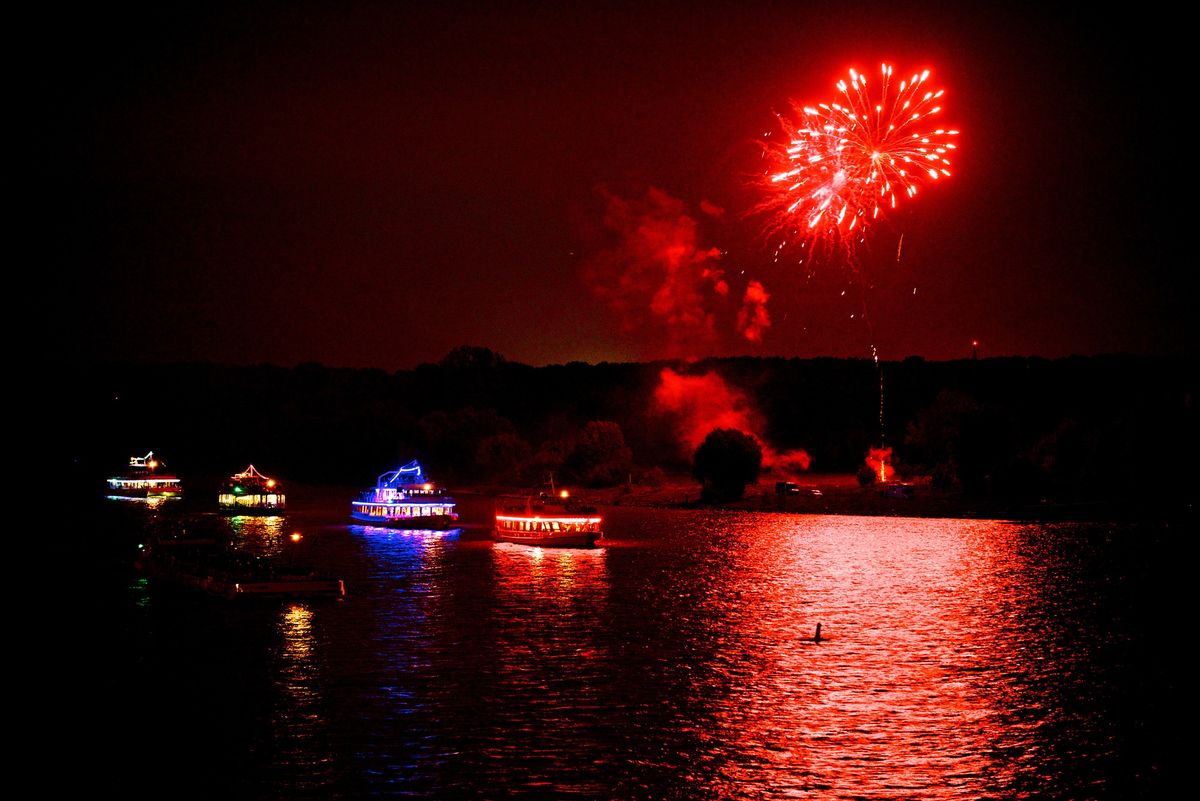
left=753, top=62, right=959, bottom=452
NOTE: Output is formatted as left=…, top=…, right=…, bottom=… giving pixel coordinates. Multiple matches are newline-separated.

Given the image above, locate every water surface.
left=50, top=493, right=1181, bottom=799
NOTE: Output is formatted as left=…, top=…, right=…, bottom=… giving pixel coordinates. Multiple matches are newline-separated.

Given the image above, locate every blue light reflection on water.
left=70, top=503, right=1180, bottom=799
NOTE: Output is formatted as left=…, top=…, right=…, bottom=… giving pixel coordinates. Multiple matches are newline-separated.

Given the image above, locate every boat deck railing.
left=356, top=490, right=455, bottom=504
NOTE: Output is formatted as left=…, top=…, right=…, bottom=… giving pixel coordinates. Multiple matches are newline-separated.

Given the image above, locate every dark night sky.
left=39, top=1, right=1191, bottom=369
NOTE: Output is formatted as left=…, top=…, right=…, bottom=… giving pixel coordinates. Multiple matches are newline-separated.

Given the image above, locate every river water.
left=48, top=490, right=1181, bottom=799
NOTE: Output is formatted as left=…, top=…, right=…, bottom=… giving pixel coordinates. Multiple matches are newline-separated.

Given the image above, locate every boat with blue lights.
left=493, top=491, right=603, bottom=548
left=218, top=464, right=286, bottom=515
left=106, top=451, right=184, bottom=502
left=350, top=460, right=459, bottom=529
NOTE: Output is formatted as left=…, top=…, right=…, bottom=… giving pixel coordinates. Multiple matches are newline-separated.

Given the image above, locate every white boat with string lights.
left=493, top=491, right=604, bottom=548
left=106, top=451, right=184, bottom=503
left=350, top=460, right=459, bottom=529
left=218, top=464, right=286, bottom=515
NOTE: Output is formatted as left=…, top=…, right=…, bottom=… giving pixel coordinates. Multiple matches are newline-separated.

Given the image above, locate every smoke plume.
left=652, top=367, right=810, bottom=474
left=583, top=187, right=729, bottom=359
left=736, top=280, right=771, bottom=343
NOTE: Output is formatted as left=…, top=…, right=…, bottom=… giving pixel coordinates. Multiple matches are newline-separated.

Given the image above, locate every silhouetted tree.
left=73, top=354, right=1195, bottom=517
left=905, top=389, right=978, bottom=475
left=634, top=465, right=665, bottom=487
left=418, top=406, right=515, bottom=481
left=526, top=437, right=574, bottom=488
left=1028, top=418, right=1102, bottom=499
left=956, top=405, right=1018, bottom=495
left=567, top=420, right=633, bottom=487
left=692, top=428, right=762, bottom=502
left=439, top=345, right=507, bottom=370
left=856, top=464, right=878, bottom=486
left=476, top=432, right=532, bottom=485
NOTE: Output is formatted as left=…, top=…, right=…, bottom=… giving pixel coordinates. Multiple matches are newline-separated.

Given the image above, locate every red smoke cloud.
left=736, top=280, right=771, bottom=343
left=866, top=447, right=895, bottom=482
left=653, top=367, right=760, bottom=454
left=584, top=187, right=727, bottom=359
left=770, top=447, right=812, bottom=472
left=652, top=367, right=810, bottom=473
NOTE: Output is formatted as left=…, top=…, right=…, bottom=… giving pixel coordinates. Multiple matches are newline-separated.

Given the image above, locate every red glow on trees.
left=653, top=367, right=810, bottom=474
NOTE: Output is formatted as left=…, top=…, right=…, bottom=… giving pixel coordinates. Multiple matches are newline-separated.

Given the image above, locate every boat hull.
left=107, top=488, right=184, bottom=500
left=107, top=493, right=183, bottom=507
left=492, top=502, right=604, bottom=548
left=350, top=511, right=459, bottom=529
left=218, top=505, right=286, bottom=516
left=492, top=529, right=600, bottom=548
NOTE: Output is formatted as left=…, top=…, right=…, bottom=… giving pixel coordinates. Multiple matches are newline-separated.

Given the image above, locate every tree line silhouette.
left=69, top=347, right=1196, bottom=512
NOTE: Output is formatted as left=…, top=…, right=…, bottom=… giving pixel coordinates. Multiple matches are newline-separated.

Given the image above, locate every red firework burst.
left=760, top=63, right=958, bottom=261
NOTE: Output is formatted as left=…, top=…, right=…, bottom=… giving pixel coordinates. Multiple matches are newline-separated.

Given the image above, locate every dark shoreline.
left=459, top=475, right=1196, bottom=525
left=76, top=475, right=1194, bottom=529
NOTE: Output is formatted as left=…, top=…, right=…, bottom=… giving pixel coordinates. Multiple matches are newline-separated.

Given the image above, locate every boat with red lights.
left=218, top=464, right=286, bottom=515
left=106, top=451, right=184, bottom=502
left=350, top=460, right=459, bottom=529
left=493, top=492, right=603, bottom=548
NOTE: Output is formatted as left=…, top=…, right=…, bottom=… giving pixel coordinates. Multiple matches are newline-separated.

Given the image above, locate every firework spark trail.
left=853, top=279, right=886, bottom=445
left=760, top=63, right=958, bottom=264
left=756, top=63, right=958, bottom=449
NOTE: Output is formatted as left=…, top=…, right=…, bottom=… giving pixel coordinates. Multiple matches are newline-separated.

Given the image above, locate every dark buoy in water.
left=814, top=623, right=822, bottom=643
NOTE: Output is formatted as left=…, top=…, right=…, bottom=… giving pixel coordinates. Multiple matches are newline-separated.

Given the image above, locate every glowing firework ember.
left=866, top=446, right=895, bottom=483
left=761, top=63, right=958, bottom=258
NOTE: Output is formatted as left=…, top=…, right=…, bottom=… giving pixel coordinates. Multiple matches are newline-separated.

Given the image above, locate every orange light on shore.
left=559, top=489, right=569, bottom=499
left=290, top=532, right=302, bottom=542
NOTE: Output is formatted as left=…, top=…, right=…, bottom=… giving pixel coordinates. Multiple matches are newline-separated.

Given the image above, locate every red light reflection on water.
left=489, top=544, right=610, bottom=667
left=481, top=544, right=612, bottom=790
left=677, top=514, right=1035, bottom=797
left=246, top=507, right=1145, bottom=798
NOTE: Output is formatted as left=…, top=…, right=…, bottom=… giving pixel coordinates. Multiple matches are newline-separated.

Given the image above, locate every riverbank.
left=75, top=473, right=1192, bottom=527
left=461, top=473, right=1194, bottom=524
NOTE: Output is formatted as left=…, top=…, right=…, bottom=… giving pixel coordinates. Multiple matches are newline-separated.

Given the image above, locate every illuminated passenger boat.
left=106, top=451, right=183, bottom=502
left=493, top=492, right=603, bottom=548
left=350, top=460, right=459, bottom=529
left=218, top=464, right=286, bottom=515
